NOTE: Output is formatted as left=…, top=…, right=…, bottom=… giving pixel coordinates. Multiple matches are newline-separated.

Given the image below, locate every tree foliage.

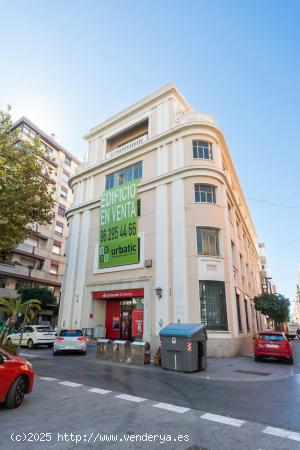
left=18, top=287, right=57, bottom=307
left=0, top=109, right=55, bottom=253
left=0, top=297, right=41, bottom=345
left=254, top=293, right=290, bottom=327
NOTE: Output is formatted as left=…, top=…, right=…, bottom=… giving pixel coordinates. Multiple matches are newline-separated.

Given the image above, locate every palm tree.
left=0, top=297, right=41, bottom=345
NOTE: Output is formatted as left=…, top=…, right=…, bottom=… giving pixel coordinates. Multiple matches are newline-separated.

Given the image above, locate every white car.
left=53, top=328, right=87, bottom=355
left=7, top=325, right=56, bottom=349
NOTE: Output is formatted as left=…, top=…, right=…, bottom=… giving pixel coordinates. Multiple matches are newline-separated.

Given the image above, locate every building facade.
left=293, top=264, right=300, bottom=323
left=59, top=84, right=264, bottom=356
left=0, top=117, right=80, bottom=325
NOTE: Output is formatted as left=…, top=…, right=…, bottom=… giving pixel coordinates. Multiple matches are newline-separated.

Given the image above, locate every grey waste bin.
left=159, top=323, right=207, bottom=372
left=96, top=339, right=112, bottom=360
left=112, top=340, right=131, bottom=362
left=131, top=342, right=150, bottom=365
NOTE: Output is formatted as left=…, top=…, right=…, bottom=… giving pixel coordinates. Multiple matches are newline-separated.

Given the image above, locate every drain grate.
left=234, top=369, right=271, bottom=376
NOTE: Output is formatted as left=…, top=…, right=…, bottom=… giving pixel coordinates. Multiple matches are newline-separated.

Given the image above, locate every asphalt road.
left=1, top=342, right=300, bottom=450
left=23, top=341, right=300, bottom=431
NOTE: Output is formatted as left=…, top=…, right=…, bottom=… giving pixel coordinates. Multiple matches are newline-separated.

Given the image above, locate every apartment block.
left=59, top=84, right=265, bottom=356
left=0, top=117, right=80, bottom=325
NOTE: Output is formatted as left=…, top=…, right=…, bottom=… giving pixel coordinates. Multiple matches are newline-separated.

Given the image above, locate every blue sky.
left=1, top=0, right=300, bottom=307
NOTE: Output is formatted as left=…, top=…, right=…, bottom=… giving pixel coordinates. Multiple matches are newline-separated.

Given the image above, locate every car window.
left=35, top=327, right=53, bottom=332
left=24, top=326, right=33, bottom=333
left=258, top=334, right=285, bottom=341
left=59, top=330, right=83, bottom=337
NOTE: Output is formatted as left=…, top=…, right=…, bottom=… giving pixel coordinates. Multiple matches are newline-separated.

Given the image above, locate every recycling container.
left=131, top=342, right=150, bottom=364
left=96, top=338, right=112, bottom=360
left=112, top=340, right=131, bottom=362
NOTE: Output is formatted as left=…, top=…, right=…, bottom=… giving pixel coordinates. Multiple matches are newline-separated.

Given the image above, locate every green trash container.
left=159, top=323, right=207, bottom=372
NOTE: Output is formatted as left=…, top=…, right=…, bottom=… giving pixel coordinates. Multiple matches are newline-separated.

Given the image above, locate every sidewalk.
left=86, top=342, right=294, bottom=382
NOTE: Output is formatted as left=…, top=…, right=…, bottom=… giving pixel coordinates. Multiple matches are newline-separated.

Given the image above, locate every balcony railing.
left=105, top=134, right=148, bottom=161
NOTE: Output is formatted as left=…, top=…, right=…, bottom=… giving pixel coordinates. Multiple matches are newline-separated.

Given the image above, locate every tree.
left=0, top=109, right=55, bottom=254
left=0, top=297, right=41, bottom=345
left=254, top=293, right=290, bottom=329
left=18, top=287, right=57, bottom=308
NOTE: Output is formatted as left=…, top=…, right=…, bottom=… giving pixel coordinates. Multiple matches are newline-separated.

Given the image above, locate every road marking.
left=39, top=376, right=59, bottom=381
left=263, top=426, right=300, bottom=442
left=87, top=387, right=111, bottom=395
left=20, top=353, right=39, bottom=358
left=153, top=402, right=190, bottom=414
left=200, top=413, right=245, bottom=427
left=115, top=394, right=146, bottom=403
left=59, top=381, right=82, bottom=388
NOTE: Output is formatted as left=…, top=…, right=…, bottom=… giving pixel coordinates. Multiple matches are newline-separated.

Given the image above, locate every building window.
left=22, top=125, right=36, bottom=140
left=55, top=222, right=64, bottom=235
left=105, top=161, right=142, bottom=190
left=236, top=294, right=243, bottom=332
left=24, top=237, right=38, bottom=248
left=52, top=242, right=61, bottom=255
left=15, top=280, right=32, bottom=290
left=50, top=263, right=58, bottom=275
left=62, top=169, right=70, bottom=183
left=195, top=184, right=216, bottom=203
left=244, top=299, right=250, bottom=332
left=196, top=227, right=220, bottom=256
left=58, top=204, right=66, bottom=217
left=36, top=260, right=44, bottom=270
left=60, top=186, right=68, bottom=199
left=0, top=277, right=6, bottom=288
left=193, top=141, right=213, bottom=160
left=199, top=281, right=228, bottom=330
left=64, top=156, right=71, bottom=167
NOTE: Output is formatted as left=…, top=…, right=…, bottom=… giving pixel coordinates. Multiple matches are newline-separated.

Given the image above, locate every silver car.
left=53, top=329, right=87, bottom=355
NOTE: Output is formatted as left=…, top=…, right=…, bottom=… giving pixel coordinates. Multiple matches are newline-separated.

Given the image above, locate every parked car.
left=53, top=329, right=87, bottom=355
left=254, top=330, right=293, bottom=364
left=0, top=348, right=34, bottom=408
left=7, top=325, right=56, bottom=349
left=283, top=322, right=299, bottom=340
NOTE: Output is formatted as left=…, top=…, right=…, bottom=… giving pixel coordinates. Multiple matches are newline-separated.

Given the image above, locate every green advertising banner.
left=99, top=179, right=139, bottom=269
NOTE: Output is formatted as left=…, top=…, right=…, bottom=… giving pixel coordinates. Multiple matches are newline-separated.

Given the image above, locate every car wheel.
left=6, top=338, right=12, bottom=345
left=288, top=357, right=294, bottom=364
left=81, top=351, right=86, bottom=356
left=5, top=376, right=27, bottom=409
left=254, top=355, right=261, bottom=362
left=27, top=339, right=34, bottom=349
left=53, top=350, right=58, bottom=356
left=47, top=343, right=54, bottom=348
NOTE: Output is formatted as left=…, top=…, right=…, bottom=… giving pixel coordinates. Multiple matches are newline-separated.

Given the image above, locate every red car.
left=254, top=330, right=293, bottom=364
left=0, top=348, right=34, bottom=408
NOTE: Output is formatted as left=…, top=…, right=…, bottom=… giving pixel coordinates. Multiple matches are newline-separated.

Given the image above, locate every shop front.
left=92, top=289, right=144, bottom=341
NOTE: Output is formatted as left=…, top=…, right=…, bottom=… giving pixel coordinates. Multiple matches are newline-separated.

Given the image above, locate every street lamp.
left=155, top=287, right=163, bottom=298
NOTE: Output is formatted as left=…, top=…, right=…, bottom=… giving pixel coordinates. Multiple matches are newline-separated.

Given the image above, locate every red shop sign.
left=92, top=289, right=144, bottom=300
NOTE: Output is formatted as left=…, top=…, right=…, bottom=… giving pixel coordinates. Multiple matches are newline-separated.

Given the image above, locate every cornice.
left=69, top=119, right=223, bottom=186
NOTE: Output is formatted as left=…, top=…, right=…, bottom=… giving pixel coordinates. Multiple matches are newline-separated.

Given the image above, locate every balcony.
left=105, top=134, right=148, bottom=161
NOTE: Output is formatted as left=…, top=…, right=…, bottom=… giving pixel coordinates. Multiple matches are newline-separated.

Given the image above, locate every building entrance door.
left=105, top=300, right=121, bottom=339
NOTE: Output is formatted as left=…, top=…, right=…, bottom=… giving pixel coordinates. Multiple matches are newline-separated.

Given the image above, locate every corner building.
left=60, top=84, right=264, bottom=357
